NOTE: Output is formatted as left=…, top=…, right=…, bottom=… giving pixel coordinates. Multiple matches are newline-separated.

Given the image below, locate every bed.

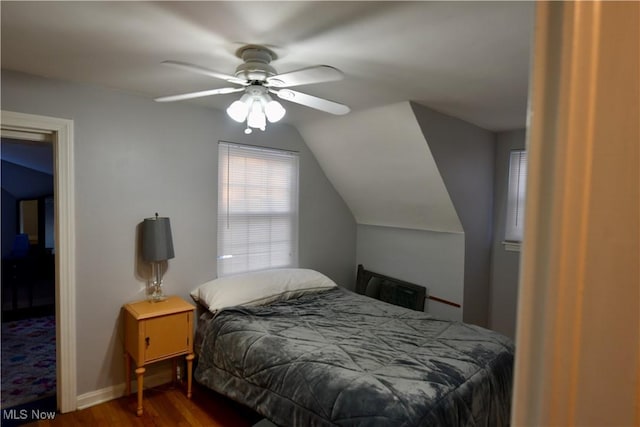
left=191, top=267, right=514, bottom=426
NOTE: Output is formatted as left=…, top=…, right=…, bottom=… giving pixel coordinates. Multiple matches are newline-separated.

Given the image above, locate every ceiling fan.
left=154, top=45, right=350, bottom=133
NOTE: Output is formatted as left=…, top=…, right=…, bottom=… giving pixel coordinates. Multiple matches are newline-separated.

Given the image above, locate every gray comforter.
left=195, top=287, right=514, bottom=426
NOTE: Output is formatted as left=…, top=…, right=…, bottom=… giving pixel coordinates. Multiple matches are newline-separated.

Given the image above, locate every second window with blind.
left=217, top=142, right=299, bottom=276
left=504, top=149, right=527, bottom=251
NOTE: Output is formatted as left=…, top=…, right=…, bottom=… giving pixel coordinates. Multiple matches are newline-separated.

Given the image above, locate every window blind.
left=217, top=142, right=299, bottom=276
left=505, top=150, right=527, bottom=242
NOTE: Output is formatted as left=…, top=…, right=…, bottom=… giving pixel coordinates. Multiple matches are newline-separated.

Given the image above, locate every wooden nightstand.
left=123, top=295, right=195, bottom=416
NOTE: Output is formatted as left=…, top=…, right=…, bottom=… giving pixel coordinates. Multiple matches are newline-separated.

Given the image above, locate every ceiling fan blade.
left=266, top=65, right=344, bottom=88
left=154, top=87, right=245, bottom=103
left=272, top=89, right=350, bottom=115
left=162, top=60, right=248, bottom=86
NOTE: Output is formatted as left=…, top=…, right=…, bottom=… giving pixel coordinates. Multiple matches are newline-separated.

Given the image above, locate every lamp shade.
left=265, top=100, right=286, bottom=123
left=142, top=216, right=175, bottom=262
left=226, top=100, right=249, bottom=123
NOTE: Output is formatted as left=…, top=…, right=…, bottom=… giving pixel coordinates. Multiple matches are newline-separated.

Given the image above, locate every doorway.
left=1, top=136, right=56, bottom=411
left=2, top=138, right=56, bottom=317
left=0, top=111, right=76, bottom=414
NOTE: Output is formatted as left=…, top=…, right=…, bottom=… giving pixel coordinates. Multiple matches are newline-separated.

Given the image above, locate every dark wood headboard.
left=356, top=264, right=426, bottom=311
left=355, top=264, right=461, bottom=311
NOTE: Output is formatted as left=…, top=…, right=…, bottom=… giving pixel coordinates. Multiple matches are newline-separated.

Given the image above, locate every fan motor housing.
left=235, top=45, right=277, bottom=81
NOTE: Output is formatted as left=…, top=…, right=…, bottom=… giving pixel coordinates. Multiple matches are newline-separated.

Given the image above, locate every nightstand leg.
left=135, top=366, right=145, bottom=416
left=124, top=353, right=131, bottom=395
left=172, top=359, right=178, bottom=384
left=186, top=353, right=194, bottom=399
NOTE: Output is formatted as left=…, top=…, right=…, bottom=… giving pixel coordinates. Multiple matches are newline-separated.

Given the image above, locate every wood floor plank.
left=21, top=383, right=262, bottom=427
left=164, top=388, right=206, bottom=427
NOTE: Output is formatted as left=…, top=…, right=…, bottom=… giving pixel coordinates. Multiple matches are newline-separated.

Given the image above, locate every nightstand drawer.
left=144, top=312, right=191, bottom=361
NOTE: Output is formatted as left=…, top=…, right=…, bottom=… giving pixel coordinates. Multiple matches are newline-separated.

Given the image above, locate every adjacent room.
left=1, top=1, right=637, bottom=426
left=1, top=136, right=57, bottom=413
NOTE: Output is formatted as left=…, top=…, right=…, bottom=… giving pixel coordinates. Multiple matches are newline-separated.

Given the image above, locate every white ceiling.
left=0, top=1, right=534, bottom=132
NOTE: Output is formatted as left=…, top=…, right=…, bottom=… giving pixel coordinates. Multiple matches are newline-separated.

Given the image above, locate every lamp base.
left=148, top=262, right=169, bottom=302
left=148, top=293, right=168, bottom=303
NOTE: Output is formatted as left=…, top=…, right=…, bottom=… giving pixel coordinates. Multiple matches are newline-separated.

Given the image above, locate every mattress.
left=195, top=287, right=514, bottom=426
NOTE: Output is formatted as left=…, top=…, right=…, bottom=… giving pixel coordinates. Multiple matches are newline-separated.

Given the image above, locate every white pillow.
left=191, top=268, right=337, bottom=313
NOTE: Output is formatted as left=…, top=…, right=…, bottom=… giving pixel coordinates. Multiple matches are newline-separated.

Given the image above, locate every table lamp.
left=142, top=213, right=174, bottom=302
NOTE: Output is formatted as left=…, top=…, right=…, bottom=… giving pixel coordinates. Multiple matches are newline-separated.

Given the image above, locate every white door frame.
left=1, top=110, right=77, bottom=413
left=512, top=1, right=639, bottom=425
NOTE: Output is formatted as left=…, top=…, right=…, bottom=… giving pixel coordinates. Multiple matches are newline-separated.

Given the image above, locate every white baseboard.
left=76, top=369, right=173, bottom=410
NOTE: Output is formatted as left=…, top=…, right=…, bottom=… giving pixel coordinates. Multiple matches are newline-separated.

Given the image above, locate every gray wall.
left=1, top=69, right=356, bottom=396
left=356, top=224, right=465, bottom=321
left=411, top=103, right=496, bottom=327
left=489, top=129, right=526, bottom=338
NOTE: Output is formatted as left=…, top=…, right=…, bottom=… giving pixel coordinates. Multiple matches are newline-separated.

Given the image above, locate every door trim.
left=512, top=2, right=639, bottom=425
left=1, top=110, right=77, bottom=413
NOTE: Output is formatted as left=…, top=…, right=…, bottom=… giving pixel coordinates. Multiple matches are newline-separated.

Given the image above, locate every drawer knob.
left=145, top=337, right=150, bottom=347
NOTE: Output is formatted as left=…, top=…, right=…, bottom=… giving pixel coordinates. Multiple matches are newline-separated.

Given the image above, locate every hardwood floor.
left=24, top=382, right=263, bottom=427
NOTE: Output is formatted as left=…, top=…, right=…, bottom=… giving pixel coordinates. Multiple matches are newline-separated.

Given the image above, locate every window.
left=504, top=150, right=527, bottom=251
left=217, top=142, right=299, bottom=276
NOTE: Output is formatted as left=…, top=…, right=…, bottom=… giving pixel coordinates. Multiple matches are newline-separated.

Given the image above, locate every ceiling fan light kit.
left=155, top=45, right=350, bottom=133
left=226, top=85, right=286, bottom=134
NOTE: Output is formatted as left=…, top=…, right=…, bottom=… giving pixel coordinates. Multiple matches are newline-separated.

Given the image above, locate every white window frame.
left=217, top=141, right=299, bottom=276
left=503, top=149, right=527, bottom=252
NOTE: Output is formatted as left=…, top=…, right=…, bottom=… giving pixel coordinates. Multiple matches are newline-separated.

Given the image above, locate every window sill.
left=502, top=241, right=521, bottom=252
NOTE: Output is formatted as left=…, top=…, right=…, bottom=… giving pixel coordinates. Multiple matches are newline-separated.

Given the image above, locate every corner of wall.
left=410, top=102, right=496, bottom=327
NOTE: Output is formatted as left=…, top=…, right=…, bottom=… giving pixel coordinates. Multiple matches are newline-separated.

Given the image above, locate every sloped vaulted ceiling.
left=298, top=101, right=462, bottom=233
